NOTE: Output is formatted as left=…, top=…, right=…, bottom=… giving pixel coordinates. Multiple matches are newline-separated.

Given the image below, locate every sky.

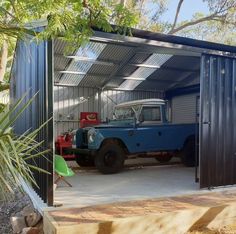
left=161, top=0, right=209, bottom=23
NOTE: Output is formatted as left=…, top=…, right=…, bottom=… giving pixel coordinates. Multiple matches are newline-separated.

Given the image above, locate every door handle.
left=158, top=131, right=162, bottom=136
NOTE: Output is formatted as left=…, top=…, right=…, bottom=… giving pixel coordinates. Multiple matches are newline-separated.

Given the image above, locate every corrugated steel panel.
left=54, top=86, right=100, bottom=136
left=58, top=42, right=106, bottom=85
left=162, top=56, right=200, bottom=70
left=98, top=44, right=133, bottom=62
left=80, top=44, right=134, bottom=87
left=117, top=65, right=137, bottom=76
left=171, top=93, right=199, bottom=124
left=79, top=75, right=107, bottom=87
left=200, top=54, right=236, bottom=188
left=129, top=53, right=151, bottom=63
left=118, top=54, right=172, bottom=90
left=54, top=39, right=71, bottom=82
left=54, top=39, right=68, bottom=54
left=86, top=64, right=117, bottom=75
left=10, top=38, right=53, bottom=205
left=136, top=80, right=172, bottom=91
left=59, top=74, right=84, bottom=86
left=105, top=78, right=125, bottom=88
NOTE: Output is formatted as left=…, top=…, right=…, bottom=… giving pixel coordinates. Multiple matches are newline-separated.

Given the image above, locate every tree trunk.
left=0, top=40, right=8, bottom=82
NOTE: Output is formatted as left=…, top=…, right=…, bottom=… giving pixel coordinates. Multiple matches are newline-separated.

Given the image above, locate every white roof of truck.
left=115, top=98, right=165, bottom=108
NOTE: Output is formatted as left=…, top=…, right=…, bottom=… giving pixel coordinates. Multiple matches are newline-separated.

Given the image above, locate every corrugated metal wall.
left=171, top=93, right=199, bottom=124
left=54, top=86, right=100, bottom=135
left=10, top=39, right=53, bottom=205
left=200, top=54, right=236, bottom=188
left=54, top=86, right=164, bottom=135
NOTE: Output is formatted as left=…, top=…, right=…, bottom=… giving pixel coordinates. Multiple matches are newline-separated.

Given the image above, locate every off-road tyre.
left=95, top=143, right=125, bottom=174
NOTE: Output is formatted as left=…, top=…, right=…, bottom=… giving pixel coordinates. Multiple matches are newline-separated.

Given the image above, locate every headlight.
left=88, top=128, right=97, bottom=143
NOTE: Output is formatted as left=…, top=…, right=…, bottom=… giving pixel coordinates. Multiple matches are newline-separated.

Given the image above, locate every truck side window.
left=141, top=106, right=161, bottom=122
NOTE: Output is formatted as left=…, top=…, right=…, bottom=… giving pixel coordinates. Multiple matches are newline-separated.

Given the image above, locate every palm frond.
left=0, top=92, right=51, bottom=200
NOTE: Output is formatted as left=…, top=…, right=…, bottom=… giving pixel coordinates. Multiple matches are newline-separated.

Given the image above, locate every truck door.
left=138, top=105, right=166, bottom=151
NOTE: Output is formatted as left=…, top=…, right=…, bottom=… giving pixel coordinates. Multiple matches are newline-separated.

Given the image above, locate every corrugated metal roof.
left=54, top=38, right=201, bottom=91
left=79, top=75, right=107, bottom=87
left=117, top=54, right=172, bottom=90
left=128, top=53, right=151, bottom=63
left=97, top=44, right=133, bottom=62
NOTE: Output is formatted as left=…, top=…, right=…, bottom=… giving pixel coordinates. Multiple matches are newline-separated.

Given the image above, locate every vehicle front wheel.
left=95, top=143, right=125, bottom=174
left=75, top=154, right=95, bottom=167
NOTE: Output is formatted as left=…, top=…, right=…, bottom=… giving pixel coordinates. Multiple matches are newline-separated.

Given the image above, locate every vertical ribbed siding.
left=10, top=38, right=53, bottom=205
left=54, top=86, right=100, bottom=136
left=200, top=54, right=236, bottom=188
left=171, top=93, right=199, bottom=124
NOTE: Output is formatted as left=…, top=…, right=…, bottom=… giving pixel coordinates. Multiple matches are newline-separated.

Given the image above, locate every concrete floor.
left=54, top=158, right=200, bottom=208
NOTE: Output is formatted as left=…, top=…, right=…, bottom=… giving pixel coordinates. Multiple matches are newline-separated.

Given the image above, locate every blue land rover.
left=72, top=99, right=197, bottom=174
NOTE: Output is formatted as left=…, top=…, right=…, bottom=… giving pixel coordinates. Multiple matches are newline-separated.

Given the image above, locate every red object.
left=80, top=112, right=100, bottom=128
left=55, top=133, right=75, bottom=160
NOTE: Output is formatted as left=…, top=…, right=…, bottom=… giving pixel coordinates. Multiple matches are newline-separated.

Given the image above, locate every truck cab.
left=73, top=99, right=197, bottom=174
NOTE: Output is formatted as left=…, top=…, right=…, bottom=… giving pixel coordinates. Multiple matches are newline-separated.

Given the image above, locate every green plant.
left=0, top=92, right=50, bottom=201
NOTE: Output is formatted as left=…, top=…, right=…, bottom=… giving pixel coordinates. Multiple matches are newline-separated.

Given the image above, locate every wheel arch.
left=100, top=138, right=129, bottom=154
left=183, top=134, right=196, bottom=149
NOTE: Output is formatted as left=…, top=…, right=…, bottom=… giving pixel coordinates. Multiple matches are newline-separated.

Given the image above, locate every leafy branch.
left=168, top=0, right=236, bottom=34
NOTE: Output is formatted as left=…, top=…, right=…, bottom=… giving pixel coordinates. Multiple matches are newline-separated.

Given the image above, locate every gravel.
left=0, top=189, right=33, bottom=234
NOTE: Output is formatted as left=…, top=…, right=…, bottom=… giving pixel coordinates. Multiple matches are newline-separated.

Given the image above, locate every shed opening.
left=53, top=37, right=201, bottom=207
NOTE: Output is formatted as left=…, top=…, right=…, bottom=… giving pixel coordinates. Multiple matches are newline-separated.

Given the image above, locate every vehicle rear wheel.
left=95, top=143, right=125, bottom=174
left=155, top=153, right=173, bottom=163
left=181, top=138, right=195, bottom=167
left=75, top=154, right=94, bottom=167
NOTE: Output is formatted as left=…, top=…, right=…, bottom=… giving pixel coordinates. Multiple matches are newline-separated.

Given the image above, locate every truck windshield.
left=114, top=107, right=135, bottom=120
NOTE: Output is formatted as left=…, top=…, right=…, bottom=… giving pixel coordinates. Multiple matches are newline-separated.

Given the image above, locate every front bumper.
left=70, top=148, right=97, bottom=156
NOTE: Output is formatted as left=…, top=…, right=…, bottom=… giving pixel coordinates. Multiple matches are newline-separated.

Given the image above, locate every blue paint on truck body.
left=83, top=122, right=196, bottom=153
left=74, top=98, right=197, bottom=155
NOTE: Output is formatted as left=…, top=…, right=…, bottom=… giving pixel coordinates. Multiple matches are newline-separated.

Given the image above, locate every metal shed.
left=10, top=25, right=236, bottom=206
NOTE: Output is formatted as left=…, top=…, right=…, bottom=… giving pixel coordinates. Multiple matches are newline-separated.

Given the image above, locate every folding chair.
left=54, top=154, right=75, bottom=187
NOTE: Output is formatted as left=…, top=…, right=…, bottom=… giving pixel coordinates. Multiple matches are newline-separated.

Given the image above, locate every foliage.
left=0, top=0, right=138, bottom=46
left=125, top=0, right=236, bottom=44
left=0, top=93, right=50, bottom=201
left=0, top=0, right=139, bottom=82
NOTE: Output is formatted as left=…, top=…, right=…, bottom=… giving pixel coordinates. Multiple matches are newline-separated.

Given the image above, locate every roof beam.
left=129, top=64, right=161, bottom=69
left=145, top=79, right=178, bottom=84
left=55, top=72, right=176, bottom=85
left=55, top=54, right=118, bottom=66
left=122, top=77, right=146, bottom=81
left=129, top=63, right=199, bottom=73
left=57, top=71, right=86, bottom=75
